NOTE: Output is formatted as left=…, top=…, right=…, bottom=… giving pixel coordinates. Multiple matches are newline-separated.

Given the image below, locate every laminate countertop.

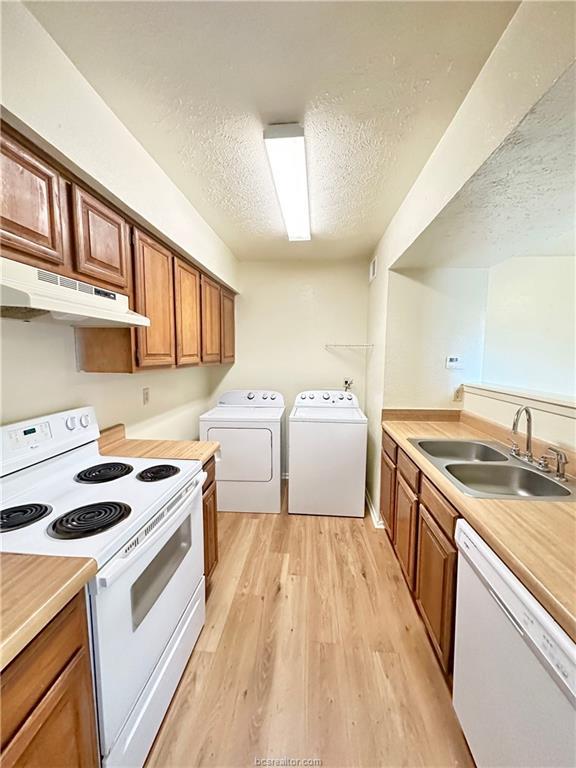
left=382, top=418, right=576, bottom=642
left=99, top=424, right=219, bottom=465
left=0, top=553, right=97, bottom=670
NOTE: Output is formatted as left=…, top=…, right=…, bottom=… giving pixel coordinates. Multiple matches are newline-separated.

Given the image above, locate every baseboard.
left=366, top=489, right=384, bottom=529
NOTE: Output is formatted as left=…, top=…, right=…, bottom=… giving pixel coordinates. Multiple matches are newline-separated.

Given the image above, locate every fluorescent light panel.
left=264, top=124, right=311, bottom=241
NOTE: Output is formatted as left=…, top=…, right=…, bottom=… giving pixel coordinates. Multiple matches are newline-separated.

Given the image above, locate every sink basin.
left=415, top=440, right=507, bottom=462
left=445, top=464, right=571, bottom=498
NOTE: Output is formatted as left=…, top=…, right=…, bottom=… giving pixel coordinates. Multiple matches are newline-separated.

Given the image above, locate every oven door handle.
left=94, top=473, right=205, bottom=592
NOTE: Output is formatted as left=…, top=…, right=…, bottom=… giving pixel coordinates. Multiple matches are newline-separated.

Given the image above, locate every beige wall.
left=1, top=2, right=238, bottom=289
left=383, top=269, right=488, bottom=408
left=483, top=256, right=575, bottom=397
left=212, top=260, right=369, bottom=472
left=0, top=318, right=213, bottom=439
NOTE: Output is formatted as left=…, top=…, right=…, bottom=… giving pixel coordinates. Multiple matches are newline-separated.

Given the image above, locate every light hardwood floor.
left=146, top=497, right=473, bottom=768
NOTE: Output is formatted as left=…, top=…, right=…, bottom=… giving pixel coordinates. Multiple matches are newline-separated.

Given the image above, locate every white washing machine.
left=199, top=390, right=284, bottom=513
left=288, top=390, right=367, bottom=518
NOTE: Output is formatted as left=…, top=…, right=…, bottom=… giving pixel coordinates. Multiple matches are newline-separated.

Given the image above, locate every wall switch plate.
left=445, top=355, right=463, bottom=370
left=142, top=387, right=150, bottom=406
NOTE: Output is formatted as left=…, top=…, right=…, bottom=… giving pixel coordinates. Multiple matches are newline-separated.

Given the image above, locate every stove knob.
left=347, top=394, right=353, bottom=400
left=262, top=393, right=268, bottom=400
left=270, top=394, right=277, bottom=400
left=338, top=394, right=344, bottom=400
left=247, top=392, right=255, bottom=400
left=323, top=392, right=330, bottom=400
left=65, top=416, right=77, bottom=431
left=79, top=414, right=90, bottom=428
left=309, top=394, right=315, bottom=400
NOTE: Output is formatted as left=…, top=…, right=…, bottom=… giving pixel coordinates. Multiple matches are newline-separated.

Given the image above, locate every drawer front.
left=397, top=449, right=420, bottom=492
left=382, top=431, right=398, bottom=463
left=203, top=456, right=216, bottom=491
left=420, top=475, right=458, bottom=540
left=1, top=592, right=87, bottom=748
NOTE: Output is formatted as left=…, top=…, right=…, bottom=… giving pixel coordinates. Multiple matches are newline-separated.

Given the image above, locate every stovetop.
left=0, top=443, right=202, bottom=566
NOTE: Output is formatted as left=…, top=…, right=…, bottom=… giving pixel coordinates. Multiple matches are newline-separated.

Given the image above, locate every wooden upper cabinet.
left=201, top=275, right=221, bottom=364
left=415, top=504, right=457, bottom=672
left=0, top=135, right=63, bottom=266
left=220, top=289, right=235, bottom=364
left=174, top=259, right=201, bottom=366
left=393, top=473, right=419, bottom=590
left=72, top=186, right=129, bottom=290
left=133, top=229, right=175, bottom=367
left=380, top=449, right=396, bottom=541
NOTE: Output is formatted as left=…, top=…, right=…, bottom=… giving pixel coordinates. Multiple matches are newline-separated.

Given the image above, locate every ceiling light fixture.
left=264, top=123, right=311, bottom=242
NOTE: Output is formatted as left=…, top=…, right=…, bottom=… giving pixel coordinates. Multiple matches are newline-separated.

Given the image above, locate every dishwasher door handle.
left=488, top=587, right=525, bottom=636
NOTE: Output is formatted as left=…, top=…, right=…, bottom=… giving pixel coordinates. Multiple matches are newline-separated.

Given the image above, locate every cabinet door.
left=2, top=649, right=98, bottom=768
left=72, top=185, right=129, bottom=290
left=202, top=481, right=218, bottom=580
left=174, top=259, right=201, bottom=366
left=380, top=449, right=396, bottom=541
left=0, top=135, right=63, bottom=265
left=201, top=275, right=221, bottom=364
left=220, top=289, right=235, bottom=364
left=393, top=473, right=419, bottom=590
left=133, top=230, right=175, bottom=367
left=415, top=504, right=457, bottom=673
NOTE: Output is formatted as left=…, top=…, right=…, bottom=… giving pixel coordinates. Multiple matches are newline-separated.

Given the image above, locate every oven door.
left=89, top=472, right=205, bottom=757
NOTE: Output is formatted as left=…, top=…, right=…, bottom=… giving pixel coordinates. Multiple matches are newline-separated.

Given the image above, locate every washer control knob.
left=247, top=392, right=255, bottom=400
left=270, top=394, right=277, bottom=400
left=79, top=414, right=90, bottom=428
left=347, top=394, right=353, bottom=400
left=338, top=394, right=344, bottom=400
left=262, top=393, right=268, bottom=400
left=65, top=416, right=77, bottom=431
left=323, top=392, right=330, bottom=400
left=309, top=394, right=315, bottom=399
left=300, top=394, right=307, bottom=399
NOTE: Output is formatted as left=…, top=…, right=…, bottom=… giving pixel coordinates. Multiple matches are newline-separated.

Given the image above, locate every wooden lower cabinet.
left=1, top=592, right=98, bottom=768
left=415, top=504, right=457, bottom=673
left=380, top=449, right=396, bottom=540
left=202, top=458, right=219, bottom=582
left=393, top=473, right=419, bottom=589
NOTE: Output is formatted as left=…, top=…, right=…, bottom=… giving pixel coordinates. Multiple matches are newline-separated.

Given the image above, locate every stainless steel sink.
left=407, top=436, right=574, bottom=500
left=445, top=463, right=572, bottom=499
left=415, top=439, right=507, bottom=462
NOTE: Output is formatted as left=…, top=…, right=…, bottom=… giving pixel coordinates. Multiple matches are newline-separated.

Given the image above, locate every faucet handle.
left=508, top=437, right=521, bottom=457
left=544, top=447, right=569, bottom=481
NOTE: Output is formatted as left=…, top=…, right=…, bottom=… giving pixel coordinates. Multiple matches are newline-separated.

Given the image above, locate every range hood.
left=0, top=260, right=150, bottom=327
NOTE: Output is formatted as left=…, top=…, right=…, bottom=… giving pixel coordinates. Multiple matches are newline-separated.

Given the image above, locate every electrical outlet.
left=454, top=385, right=464, bottom=402
left=142, top=387, right=150, bottom=406
left=344, top=378, right=353, bottom=391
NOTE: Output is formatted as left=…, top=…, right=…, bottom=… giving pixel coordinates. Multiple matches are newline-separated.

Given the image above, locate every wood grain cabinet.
left=202, top=457, right=219, bottom=583
left=415, top=504, right=457, bottom=673
left=393, top=472, right=419, bottom=589
left=380, top=449, right=396, bottom=541
left=220, top=289, right=235, bottom=364
left=72, top=185, right=130, bottom=290
left=201, top=275, right=221, bottom=364
left=0, top=135, right=64, bottom=266
left=134, top=229, right=176, bottom=368
left=174, top=259, right=201, bottom=366
left=0, top=592, right=98, bottom=768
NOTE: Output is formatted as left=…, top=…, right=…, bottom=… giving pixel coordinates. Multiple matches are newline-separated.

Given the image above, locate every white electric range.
left=1, top=407, right=206, bottom=768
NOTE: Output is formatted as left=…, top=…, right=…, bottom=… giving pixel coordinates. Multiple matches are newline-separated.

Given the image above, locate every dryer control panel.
left=217, top=390, right=284, bottom=406
left=296, top=390, right=359, bottom=406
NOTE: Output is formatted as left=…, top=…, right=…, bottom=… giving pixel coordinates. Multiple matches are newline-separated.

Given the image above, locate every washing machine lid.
left=290, top=406, right=367, bottom=424
left=200, top=405, right=285, bottom=422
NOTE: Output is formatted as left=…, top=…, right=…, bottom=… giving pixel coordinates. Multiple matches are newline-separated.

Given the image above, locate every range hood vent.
left=0, top=260, right=150, bottom=328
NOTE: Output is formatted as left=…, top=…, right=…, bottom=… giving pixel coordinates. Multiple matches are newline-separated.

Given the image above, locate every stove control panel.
left=1, top=407, right=99, bottom=476
left=296, top=390, right=359, bottom=407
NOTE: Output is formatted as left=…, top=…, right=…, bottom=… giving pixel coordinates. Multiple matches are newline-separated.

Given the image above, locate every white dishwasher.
left=453, top=520, right=576, bottom=768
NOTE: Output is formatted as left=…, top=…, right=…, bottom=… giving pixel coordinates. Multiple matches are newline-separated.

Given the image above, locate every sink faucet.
left=512, top=406, right=533, bottom=462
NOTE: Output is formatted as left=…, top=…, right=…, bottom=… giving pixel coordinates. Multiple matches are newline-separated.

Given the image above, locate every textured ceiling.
left=395, top=63, right=576, bottom=268
left=27, top=1, right=518, bottom=261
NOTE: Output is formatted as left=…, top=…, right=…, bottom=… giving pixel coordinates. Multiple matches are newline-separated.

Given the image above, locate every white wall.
left=1, top=2, right=238, bottom=289
left=0, top=318, right=213, bottom=439
left=483, top=256, right=575, bottom=397
left=211, top=260, right=369, bottom=471
left=383, top=269, right=488, bottom=408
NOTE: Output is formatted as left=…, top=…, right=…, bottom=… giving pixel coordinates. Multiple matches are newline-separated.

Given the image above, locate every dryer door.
left=207, top=427, right=273, bottom=482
